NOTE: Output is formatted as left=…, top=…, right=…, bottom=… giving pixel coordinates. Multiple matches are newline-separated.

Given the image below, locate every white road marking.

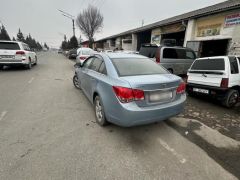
left=0, top=111, right=7, bottom=121
left=28, top=77, right=34, bottom=84
left=158, top=138, right=187, bottom=164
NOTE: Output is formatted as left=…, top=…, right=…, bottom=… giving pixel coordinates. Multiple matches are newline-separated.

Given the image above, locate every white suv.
left=0, top=41, right=37, bottom=69
left=187, top=56, right=240, bottom=107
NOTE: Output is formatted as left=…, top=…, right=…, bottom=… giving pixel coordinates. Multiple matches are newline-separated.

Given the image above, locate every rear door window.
left=98, top=62, right=107, bottom=75
left=89, top=57, right=102, bottom=72
left=0, top=42, right=20, bottom=50
left=191, top=58, right=225, bottom=70
left=82, top=57, right=94, bottom=68
left=229, top=57, right=239, bottom=74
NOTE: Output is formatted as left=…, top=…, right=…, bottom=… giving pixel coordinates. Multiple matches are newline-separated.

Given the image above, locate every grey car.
left=139, top=44, right=196, bottom=75
left=73, top=53, right=186, bottom=127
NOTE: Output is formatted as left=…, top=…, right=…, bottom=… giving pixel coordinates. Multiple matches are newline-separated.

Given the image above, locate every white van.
left=187, top=56, right=240, bottom=107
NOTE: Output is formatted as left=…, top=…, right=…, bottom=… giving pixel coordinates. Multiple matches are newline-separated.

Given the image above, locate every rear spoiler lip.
left=188, top=70, right=224, bottom=75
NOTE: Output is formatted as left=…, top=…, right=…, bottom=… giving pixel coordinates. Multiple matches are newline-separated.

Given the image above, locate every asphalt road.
left=0, top=52, right=238, bottom=180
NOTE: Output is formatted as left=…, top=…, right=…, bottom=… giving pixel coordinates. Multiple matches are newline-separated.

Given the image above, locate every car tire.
left=26, top=61, right=32, bottom=70
left=222, top=89, right=239, bottom=108
left=94, top=96, right=108, bottom=126
left=73, top=75, right=81, bottom=89
left=34, top=56, right=37, bottom=65
left=0, top=65, right=3, bottom=70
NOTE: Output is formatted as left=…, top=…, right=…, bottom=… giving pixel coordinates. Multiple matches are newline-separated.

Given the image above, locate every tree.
left=0, top=25, right=11, bottom=41
left=61, top=35, right=69, bottom=50
left=76, top=5, right=103, bottom=48
left=69, top=36, right=78, bottom=49
left=17, top=28, right=25, bottom=42
left=44, top=42, right=49, bottom=50
left=12, top=37, right=16, bottom=41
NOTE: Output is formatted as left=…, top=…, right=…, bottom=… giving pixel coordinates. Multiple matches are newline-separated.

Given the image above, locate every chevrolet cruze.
left=73, top=53, right=186, bottom=127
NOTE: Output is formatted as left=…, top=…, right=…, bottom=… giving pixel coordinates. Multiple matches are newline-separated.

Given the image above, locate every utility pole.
left=58, top=9, right=75, bottom=37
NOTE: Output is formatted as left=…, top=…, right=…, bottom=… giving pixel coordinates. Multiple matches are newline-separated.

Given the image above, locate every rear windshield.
left=191, top=58, right=225, bottom=70
left=139, top=46, right=157, bottom=58
left=0, top=42, right=20, bottom=50
left=111, top=58, right=168, bottom=77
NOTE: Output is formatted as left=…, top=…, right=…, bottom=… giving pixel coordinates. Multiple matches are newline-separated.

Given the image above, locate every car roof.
left=104, top=52, right=146, bottom=59
left=0, top=40, right=20, bottom=43
left=77, top=47, right=93, bottom=51
left=196, top=56, right=231, bottom=60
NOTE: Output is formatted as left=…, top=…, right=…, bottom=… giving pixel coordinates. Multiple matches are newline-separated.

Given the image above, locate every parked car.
left=187, top=56, right=240, bottom=108
left=139, top=44, right=196, bottom=75
left=0, top=41, right=37, bottom=69
left=73, top=53, right=186, bottom=127
left=68, top=49, right=77, bottom=59
left=76, top=48, right=95, bottom=64
left=58, top=49, right=63, bottom=54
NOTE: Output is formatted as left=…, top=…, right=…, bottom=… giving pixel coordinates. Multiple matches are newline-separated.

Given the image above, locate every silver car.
left=73, top=53, right=186, bottom=127
left=139, top=44, right=196, bottom=75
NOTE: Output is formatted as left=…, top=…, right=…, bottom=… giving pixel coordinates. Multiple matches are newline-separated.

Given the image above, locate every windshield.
left=111, top=58, right=168, bottom=76
left=191, top=58, right=225, bottom=71
left=0, top=42, right=20, bottom=50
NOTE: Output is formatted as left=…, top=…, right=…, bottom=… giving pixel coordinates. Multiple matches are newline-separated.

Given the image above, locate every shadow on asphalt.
left=166, top=120, right=240, bottom=179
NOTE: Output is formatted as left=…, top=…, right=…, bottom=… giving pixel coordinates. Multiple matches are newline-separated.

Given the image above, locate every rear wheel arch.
left=167, top=68, right=173, bottom=74
left=93, top=92, right=99, bottom=103
left=231, top=86, right=240, bottom=92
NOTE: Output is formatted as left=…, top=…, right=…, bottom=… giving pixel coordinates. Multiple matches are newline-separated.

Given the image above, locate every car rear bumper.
left=186, top=83, right=229, bottom=100
left=106, top=94, right=186, bottom=127
left=0, top=59, right=29, bottom=66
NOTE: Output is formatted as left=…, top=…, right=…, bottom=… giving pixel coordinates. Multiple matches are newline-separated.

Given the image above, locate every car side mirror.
left=74, top=63, right=82, bottom=68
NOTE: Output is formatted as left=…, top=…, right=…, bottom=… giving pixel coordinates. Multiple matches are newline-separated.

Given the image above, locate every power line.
left=58, top=9, right=76, bottom=37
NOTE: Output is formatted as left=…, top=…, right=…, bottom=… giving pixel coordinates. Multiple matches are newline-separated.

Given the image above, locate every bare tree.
left=76, top=5, right=103, bottom=48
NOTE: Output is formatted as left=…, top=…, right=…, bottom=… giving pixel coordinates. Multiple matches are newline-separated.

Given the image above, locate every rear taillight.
left=80, top=56, right=86, bottom=60
left=176, top=82, right=186, bottom=94
left=16, top=51, right=25, bottom=55
left=155, top=49, right=161, bottom=64
left=220, top=78, right=229, bottom=88
left=113, top=86, right=144, bottom=103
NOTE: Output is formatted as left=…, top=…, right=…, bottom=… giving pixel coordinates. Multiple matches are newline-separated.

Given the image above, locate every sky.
left=0, top=0, right=225, bottom=48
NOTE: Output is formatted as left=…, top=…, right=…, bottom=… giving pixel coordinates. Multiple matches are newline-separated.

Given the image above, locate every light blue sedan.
left=73, top=53, right=186, bottom=127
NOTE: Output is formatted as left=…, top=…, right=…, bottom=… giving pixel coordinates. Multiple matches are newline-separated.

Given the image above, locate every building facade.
left=95, top=0, right=240, bottom=57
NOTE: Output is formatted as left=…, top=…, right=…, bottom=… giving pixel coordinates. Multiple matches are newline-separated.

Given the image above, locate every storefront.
left=186, top=10, right=240, bottom=57
left=151, top=23, right=186, bottom=46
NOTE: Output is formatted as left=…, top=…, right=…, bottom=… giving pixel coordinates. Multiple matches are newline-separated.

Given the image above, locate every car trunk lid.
left=187, top=57, right=228, bottom=87
left=120, top=74, right=181, bottom=106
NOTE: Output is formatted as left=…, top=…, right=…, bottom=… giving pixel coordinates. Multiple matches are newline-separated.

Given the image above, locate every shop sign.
left=225, top=13, right=240, bottom=27
left=197, top=24, right=221, bottom=37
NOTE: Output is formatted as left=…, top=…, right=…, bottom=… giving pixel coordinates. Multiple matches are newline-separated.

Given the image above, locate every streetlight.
left=58, top=9, right=75, bottom=37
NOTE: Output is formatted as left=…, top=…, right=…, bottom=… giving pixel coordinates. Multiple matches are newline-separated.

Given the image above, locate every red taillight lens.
left=176, top=82, right=186, bottom=94
left=220, top=78, right=228, bottom=88
left=80, top=56, right=86, bottom=60
left=113, top=86, right=144, bottom=103
left=132, top=89, right=145, bottom=101
left=16, top=51, right=25, bottom=55
left=155, top=48, right=161, bottom=64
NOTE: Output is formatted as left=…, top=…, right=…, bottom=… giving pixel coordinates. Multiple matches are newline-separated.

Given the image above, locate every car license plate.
left=193, top=88, right=209, bottom=94
left=149, top=91, right=173, bottom=102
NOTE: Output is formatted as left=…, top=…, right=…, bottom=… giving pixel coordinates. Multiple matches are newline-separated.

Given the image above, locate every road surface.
left=0, top=52, right=238, bottom=180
